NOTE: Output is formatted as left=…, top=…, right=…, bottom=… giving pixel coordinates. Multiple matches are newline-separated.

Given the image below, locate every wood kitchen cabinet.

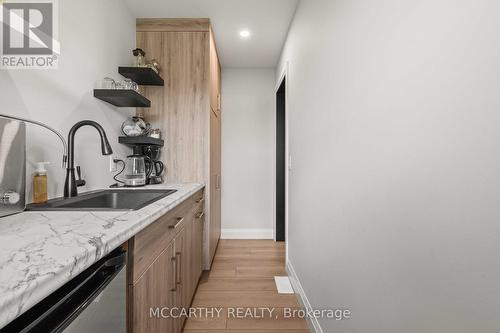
left=209, top=109, right=221, bottom=262
left=131, top=242, right=176, bottom=333
left=128, top=189, right=204, bottom=333
left=136, top=18, right=221, bottom=269
left=173, top=227, right=186, bottom=332
left=191, top=204, right=204, bottom=292
left=210, top=27, right=221, bottom=114
left=209, top=26, right=222, bottom=263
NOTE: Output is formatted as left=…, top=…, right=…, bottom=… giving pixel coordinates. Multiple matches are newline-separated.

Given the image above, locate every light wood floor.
left=183, top=240, right=310, bottom=333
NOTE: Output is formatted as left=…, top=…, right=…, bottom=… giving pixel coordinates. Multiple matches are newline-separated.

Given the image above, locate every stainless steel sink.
left=26, top=189, right=177, bottom=211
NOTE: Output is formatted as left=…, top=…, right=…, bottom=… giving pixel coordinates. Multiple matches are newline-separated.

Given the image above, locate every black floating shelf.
left=118, top=67, right=164, bottom=86
left=94, top=89, right=151, bottom=107
left=119, top=136, right=164, bottom=147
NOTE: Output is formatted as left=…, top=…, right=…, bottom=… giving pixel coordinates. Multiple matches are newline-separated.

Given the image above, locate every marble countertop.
left=0, top=183, right=204, bottom=329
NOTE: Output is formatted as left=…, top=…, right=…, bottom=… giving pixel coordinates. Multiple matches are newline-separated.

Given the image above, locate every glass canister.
left=148, top=128, right=161, bottom=139
left=101, top=77, right=116, bottom=89
left=147, top=59, right=160, bottom=74
left=120, top=78, right=139, bottom=91
left=121, top=116, right=151, bottom=137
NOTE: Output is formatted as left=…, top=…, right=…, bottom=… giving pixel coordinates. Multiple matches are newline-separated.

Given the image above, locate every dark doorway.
left=276, top=76, right=286, bottom=242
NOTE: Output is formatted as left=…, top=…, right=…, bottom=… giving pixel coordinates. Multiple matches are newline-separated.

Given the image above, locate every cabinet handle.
left=217, top=94, right=221, bottom=111
left=170, top=256, right=177, bottom=292
left=195, top=211, right=205, bottom=219
left=216, top=175, right=221, bottom=189
left=196, top=197, right=204, bottom=204
left=169, top=217, right=184, bottom=229
left=175, top=252, right=182, bottom=285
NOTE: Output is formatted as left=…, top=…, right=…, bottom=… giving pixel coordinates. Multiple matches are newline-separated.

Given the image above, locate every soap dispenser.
left=33, top=162, right=50, bottom=204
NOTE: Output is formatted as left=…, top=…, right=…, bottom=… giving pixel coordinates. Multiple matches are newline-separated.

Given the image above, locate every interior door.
left=276, top=78, right=286, bottom=241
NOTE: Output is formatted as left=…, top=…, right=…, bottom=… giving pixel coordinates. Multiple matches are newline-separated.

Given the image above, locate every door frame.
left=273, top=62, right=290, bottom=262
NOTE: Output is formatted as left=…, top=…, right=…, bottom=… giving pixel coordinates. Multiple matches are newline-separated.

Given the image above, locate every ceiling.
left=124, top=0, right=299, bottom=68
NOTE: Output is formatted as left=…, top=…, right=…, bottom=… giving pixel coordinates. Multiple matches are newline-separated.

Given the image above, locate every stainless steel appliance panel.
left=63, top=265, right=126, bottom=333
left=0, top=118, right=26, bottom=217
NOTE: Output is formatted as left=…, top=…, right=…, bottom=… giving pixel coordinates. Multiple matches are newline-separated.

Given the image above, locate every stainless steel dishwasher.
left=1, top=249, right=127, bottom=333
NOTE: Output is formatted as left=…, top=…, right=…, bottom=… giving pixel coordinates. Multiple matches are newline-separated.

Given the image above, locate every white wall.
left=221, top=68, right=275, bottom=238
left=278, top=0, right=500, bottom=332
left=0, top=0, right=136, bottom=201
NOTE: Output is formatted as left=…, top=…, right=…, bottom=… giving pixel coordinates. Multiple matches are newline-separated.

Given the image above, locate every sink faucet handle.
left=75, top=166, right=86, bottom=187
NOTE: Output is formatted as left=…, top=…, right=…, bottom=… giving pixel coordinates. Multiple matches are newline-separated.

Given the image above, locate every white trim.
left=274, top=62, right=290, bottom=264
left=220, top=228, right=273, bottom=239
left=287, top=261, right=324, bottom=333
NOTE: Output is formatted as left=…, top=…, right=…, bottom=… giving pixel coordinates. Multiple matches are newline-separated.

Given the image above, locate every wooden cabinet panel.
left=191, top=208, right=204, bottom=290
left=209, top=31, right=221, bottom=114
left=136, top=31, right=164, bottom=120
left=129, top=198, right=192, bottom=283
left=215, top=126, right=221, bottom=263
left=209, top=33, right=221, bottom=112
left=216, top=59, right=221, bottom=113
left=210, top=27, right=221, bottom=259
left=209, top=110, right=216, bottom=262
left=139, top=31, right=209, bottom=183
left=209, top=109, right=221, bottom=263
left=131, top=242, right=175, bottom=333
left=209, top=34, right=215, bottom=111
left=128, top=189, right=204, bottom=333
left=180, top=225, right=192, bottom=310
left=172, top=224, right=198, bottom=332
left=137, top=18, right=220, bottom=270
left=137, top=18, right=210, bottom=32
left=172, top=227, right=186, bottom=333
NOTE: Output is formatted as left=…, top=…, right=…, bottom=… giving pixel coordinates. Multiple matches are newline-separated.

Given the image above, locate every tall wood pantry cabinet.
left=136, top=18, right=221, bottom=268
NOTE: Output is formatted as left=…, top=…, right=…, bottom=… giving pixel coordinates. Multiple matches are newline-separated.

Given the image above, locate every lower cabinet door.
left=184, top=216, right=195, bottom=306
left=192, top=210, right=204, bottom=289
left=132, top=242, right=176, bottom=333
left=130, top=193, right=205, bottom=333
left=173, top=227, right=187, bottom=333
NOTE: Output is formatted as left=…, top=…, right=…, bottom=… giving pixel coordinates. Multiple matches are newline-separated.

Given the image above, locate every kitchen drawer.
left=128, top=195, right=194, bottom=284
left=191, top=189, right=205, bottom=213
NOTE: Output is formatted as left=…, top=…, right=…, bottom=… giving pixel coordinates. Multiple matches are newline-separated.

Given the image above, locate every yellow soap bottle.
left=33, top=162, right=50, bottom=204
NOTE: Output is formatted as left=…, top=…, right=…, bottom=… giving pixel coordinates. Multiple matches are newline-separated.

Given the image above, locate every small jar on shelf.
left=132, top=48, right=146, bottom=67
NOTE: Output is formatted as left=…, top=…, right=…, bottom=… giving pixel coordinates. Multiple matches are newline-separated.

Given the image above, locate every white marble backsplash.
left=0, top=183, right=204, bottom=329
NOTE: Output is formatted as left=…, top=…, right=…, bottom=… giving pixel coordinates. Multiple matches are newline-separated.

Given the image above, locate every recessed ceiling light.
left=239, top=30, right=251, bottom=38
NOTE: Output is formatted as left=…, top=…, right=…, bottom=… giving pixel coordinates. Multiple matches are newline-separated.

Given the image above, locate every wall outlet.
left=109, top=155, right=117, bottom=172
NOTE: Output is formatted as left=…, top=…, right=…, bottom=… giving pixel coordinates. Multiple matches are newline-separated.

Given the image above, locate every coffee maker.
left=142, top=145, right=164, bottom=184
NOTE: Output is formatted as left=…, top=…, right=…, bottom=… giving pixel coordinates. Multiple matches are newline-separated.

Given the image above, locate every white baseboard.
left=220, top=228, right=273, bottom=239
left=286, top=261, right=324, bottom=333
